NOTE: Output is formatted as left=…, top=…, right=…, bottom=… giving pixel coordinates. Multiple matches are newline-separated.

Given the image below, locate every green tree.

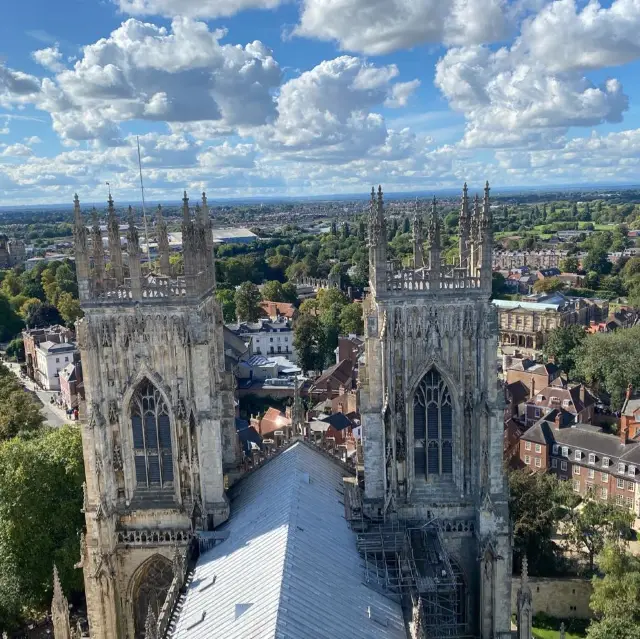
left=573, top=325, right=640, bottom=409
left=339, top=303, right=363, bottom=335
left=0, top=426, right=84, bottom=629
left=0, top=294, right=23, bottom=341
left=281, top=282, right=299, bottom=304
left=234, top=282, right=262, bottom=322
left=533, top=277, right=564, bottom=294
left=560, top=256, right=580, bottom=273
left=57, top=292, right=83, bottom=326
left=215, top=289, right=237, bottom=323
left=0, top=364, right=44, bottom=440
left=509, top=469, right=574, bottom=575
left=24, top=302, right=62, bottom=329
left=564, top=500, right=634, bottom=573
left=542, top=325, right=587, bottom=377
left=293, top=313, right=324, bottom=374
left=5, top=338, right=24, bottom=362
left=261, top=280, right=286, bottom=302
left=491, top=272, right=507, bottom=298
left=587, top=544, right=640, bottom=639
left=583, top=246, right=612, bottom=276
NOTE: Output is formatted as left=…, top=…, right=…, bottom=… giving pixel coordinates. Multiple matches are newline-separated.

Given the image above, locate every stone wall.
left=511, top=577, right=592, bottom=620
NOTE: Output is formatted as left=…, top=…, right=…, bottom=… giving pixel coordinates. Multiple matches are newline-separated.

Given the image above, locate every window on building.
left=616, top=494, right=625, bottom=506
left=270, top=337, right=274, bottom=342
left=131, top=379, right=173, bottom=489
left=270, top=347, right=274, bottom=354
left=563, top=399, right=570, bottom=407
left=627, top=481, right=635, bottom=492
left=626, top=496, right=634, bottom=508
left=574, top=466, right=580, bottom=475
left=574, top=450, right=581, bottom=461
left=413, top=369, right=453, bottom=478
left=552, top=444, right=559, bottom=455
left=586, top=483, right=595, bottom=496
left=617, top=478, right=625, bottom=489
left=573, top=480, right=580, bottom=493
left=55, top=358, right=59, bottom=363
left=601, top=488, right=608, bottom=500
left=552, top=459, right=558, bottom=469
left=535, top=444, right=542, bottom=453
left=524, top=455, right=531, bottom=465
left=535, top=457, right=541, bottom=468
left=629, top=466, right=636, bottom=477
left=619, top=462, right=626, bottom=473
left=588, top=453, right=596, bottom=464
left=602, top=473, right=609, bottom=483
left=603, top=457, right=610, bottom=468
left=561, top=461, right=567, bottom=471
left=64, top=356, right=68, bottom=362
left=588, top=469, right=595, bottom=479
left=562, top=446, right=568, bottom=457
left=277, top=346, right=281, bottom=353
left=525, top=441, right=531, bottom=451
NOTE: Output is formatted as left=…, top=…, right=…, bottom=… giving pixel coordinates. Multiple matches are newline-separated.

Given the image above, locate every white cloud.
left=294, top=0, right=510, bottom=55
left=114, top=0, right=284, bottom=19
left=257, top=56, right=421, bottom=162
left=24, top=136, right=42, bottom=144
left=32, top=45, right=66, bottom=73
left=0, top=65, right=41, bottom=106
left=521, top=0, right=640, bottom=73
left=384, top=79, right=421, bottom=107
left=435, top=44, right=629, bottom=148
left=20, top=18, right=281, bottom=146
left=1, top=143, right=35, bottom=157
left=0, top=127, right=8, bottom=135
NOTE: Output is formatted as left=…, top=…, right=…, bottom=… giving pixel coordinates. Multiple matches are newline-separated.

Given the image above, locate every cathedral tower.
left=73, top=192, right=238, bottom=639
left=359, top=184, right=512, bottom=638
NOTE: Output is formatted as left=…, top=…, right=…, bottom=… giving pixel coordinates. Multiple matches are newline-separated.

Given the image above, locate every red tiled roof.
left=260, top=301, right=297, bottom=319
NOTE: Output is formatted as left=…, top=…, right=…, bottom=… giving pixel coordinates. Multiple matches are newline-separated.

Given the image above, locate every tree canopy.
left=0, top=364, right=44, bottom=441
left=234, top=282, right=263, bottom=322
left=542, top=325, right=587, bottom=377
left=0, top=426, right=85, bottom=629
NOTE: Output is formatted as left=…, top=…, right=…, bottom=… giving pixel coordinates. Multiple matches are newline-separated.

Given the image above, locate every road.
left=5, top=362, right=70, bottom=428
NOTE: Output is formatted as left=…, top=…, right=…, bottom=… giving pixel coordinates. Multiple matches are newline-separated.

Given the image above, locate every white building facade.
left=35, top=340, right=77, bottom=391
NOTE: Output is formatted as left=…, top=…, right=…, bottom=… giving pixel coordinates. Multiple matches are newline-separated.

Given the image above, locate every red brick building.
left=22, top=325, right=73, bottom=381
left=524, top=384, right=595, bottom=428
left=519, top=410, right=640, bottom=516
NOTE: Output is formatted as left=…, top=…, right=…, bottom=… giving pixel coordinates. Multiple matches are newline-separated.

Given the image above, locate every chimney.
left=627, top=384, right=633, bottom=402
left=621, top=422, right=629, bottom=444
left=531, top=378, right=535, bottom=400
left=553, top=412, right=562, bottom=430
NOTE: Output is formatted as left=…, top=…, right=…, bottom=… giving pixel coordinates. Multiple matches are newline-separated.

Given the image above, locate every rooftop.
left=38, top=340, right=76, bottom=354
left=169, top=442, right=405, bottom=639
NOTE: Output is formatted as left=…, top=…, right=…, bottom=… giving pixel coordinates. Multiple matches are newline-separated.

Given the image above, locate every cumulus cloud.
left=18, top=18, right=281, bottom=146
left=32, top=45, right=66, bottom=73
left=114, top=0, right=284, bottom=19
left=24, top=136, right=42, bottom=144
left=435, top=44, right=629, bottom=148
left=257, top=56, right=421, bottom=162
left=294, top=0, right=510, bottom=55
left=384, top=79, right=421, bottom=107
left=0, top=65, right=41, bottom=106
left=1, top=143, right=35, bottom=157
left=521, top=0, right=640, bottom=73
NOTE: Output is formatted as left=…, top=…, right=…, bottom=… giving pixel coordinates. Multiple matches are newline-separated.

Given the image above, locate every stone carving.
left=81, top=482, right=88, bottom=513
left=113, top=445, right=123, bottom=473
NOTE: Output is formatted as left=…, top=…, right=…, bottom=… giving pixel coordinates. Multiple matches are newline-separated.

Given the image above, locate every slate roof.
left=522, top=416, right=640, bottom=466
left=320, top=412, right=353, bottom=431
left=169, top=442, right=406, bottom=639
left=310, top=359, right=354, bottom=392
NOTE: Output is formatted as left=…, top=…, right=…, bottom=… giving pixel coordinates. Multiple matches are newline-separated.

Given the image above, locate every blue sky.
left=0, top=0, right=639, bottom=204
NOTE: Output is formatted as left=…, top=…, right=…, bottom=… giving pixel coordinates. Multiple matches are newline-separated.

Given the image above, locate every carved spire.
left=367, top=185, right=388, bottom=293
left=200, top=191, right=215, bottom=286
left=91, top=208, right=104, bottom=288
left=516, top=555, right=533, bottom=639
left=144, top=604, right=158, bottom=639
left=481, top=180, right=492, bottom=228
left=51, top=564, right=72, bottom=639
left=72, top=194, right=90, bottom=300
left=412, top=198, right=424, bottom=269
left=560, top=622, right=566, bottom=639
left=107, top=193, right=124, bottom=285
left=172, top=544, right=185, bottom=588
left=127, top=206, right=142, bottom=299
left=155, top=204, right=171, bottom=276
left=427, top=196, right=441, bottom=277
left=182, top=190, right=196, bottom=283
left=127, top=206, right=140, bottom=254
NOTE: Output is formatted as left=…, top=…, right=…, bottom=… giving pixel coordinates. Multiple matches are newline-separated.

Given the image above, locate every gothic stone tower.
left=360, top=184, right=512, bottom=638
left=73, top=192, right=237, bottom=639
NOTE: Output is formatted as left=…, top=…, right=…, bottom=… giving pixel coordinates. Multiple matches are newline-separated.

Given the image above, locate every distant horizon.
left=1, top=182, right=640, bottom=212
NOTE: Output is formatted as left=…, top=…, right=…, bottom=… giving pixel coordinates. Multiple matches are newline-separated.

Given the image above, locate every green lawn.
left=533, top=628, right=585, bottom=639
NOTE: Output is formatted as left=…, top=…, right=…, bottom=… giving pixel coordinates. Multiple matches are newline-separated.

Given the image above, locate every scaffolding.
left=345, top=470, right=472, bottom=639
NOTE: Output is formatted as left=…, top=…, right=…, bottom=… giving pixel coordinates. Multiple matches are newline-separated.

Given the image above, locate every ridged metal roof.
left=169, top=442, right=406, bottom=639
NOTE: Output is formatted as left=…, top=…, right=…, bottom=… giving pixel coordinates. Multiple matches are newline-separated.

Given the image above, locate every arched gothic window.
left=131, top=380, right=174, bottom=488
left=413, top=369, right=453, bottom=478
left=133, top=555, right=173, bottom=638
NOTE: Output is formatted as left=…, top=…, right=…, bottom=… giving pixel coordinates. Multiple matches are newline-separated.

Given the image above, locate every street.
left=4, top=362, right=70, bottom=428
